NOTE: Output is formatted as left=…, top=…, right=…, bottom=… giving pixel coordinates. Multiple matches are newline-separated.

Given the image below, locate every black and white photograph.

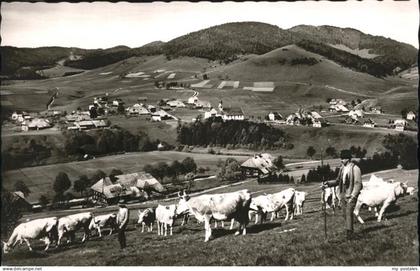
left=0, top=1, right=418, bottom=267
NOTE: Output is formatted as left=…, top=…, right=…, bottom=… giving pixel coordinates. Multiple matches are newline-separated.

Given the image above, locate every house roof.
left=241, top=153, right=277, bottom=174
left=91, top=177, right=114, bottom=192
left=115, top=172, right=166, bottom=192
left=27, top=118, right=51, bottom=128
left=223, top=107, right=244, bottom=116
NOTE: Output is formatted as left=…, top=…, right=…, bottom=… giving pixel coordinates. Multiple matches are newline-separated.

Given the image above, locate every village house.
left=240, top=153, right=278, bottom=182
left=167, top=99, right=186, bottom=108
left=204, top=108, right=221, bottom=119
left=348, top=109, right=364, bottom=120
left=222, top=107, right=245, bottom=121
left=67, top=119, right=108, bottom=131
left=370, top=107, right=383, bottom=114
left=147, top=105, right=157, bottom=113
left=394, top=119, right=407, bottom=131
left=406, top=111, right=416, bottom=121
left=312, top=119, right=322, bottom=128
left=286, top=114, right=301, bottom=126
left=12, top=112, right=32, bottom=123
left=267, top=112, right=284, bottom=122
left=363, top=118, right=376, bottom=128
left=112, top=98, right=124, bottom=107
left=187, top=96, right=199, bottom=105
left=11, top=191, right=32, bottom=211
left=151, top=110, right=176, bottom=122
left=127, top=104, right=150, bottom=115
left=21, top=118, right=51, bottom=131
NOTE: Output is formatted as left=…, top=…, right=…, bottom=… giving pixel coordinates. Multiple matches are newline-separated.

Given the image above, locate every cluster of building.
left=66, top=111, right=109, bottom=131
left=283, top=110, right=326, bottom=128
left=328, top=99, right=350, bottom=112
left=202, top=101, right=245, bottom=121
left=90, top=172, right=166, bottom=205
left=11, top=111, right=53, bottom=131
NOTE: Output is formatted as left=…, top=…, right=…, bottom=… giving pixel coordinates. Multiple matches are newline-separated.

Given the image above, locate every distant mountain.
left=163, top=22, right=303, bottom=60
left=1, top=22, right=417, bottom=79
left=289, top=25, right=418, bottom=73
left=0, top=46, right=93, bottom=79
left=63, top=41, right=164, bottom=70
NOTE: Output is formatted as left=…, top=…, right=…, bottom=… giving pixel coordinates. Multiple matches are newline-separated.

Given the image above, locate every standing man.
left=116, top=200, right=129, bottom=249
left=323, top=149, right=363, bottom=240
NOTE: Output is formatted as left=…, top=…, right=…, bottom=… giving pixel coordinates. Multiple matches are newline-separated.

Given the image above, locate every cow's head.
left=2, top=241, right=11, bottom=254
left=137, top=210, right=147, bottom=224
left=394, top=182, right=408, bottom=197
left=176, top=191, right=190, bottom=216
left=406, top=186, right=415, bottom=196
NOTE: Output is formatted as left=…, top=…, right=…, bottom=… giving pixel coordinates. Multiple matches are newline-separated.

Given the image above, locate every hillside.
left=2, top=22, right=417, bottom=80
left=209, top=44, right=403, bottom=94
left=289, top=25, right=418, bottom=72
left=0, top=46, right=93, bottom=78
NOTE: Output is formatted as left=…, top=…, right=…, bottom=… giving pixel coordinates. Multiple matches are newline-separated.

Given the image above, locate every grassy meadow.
left=1, top=168, right=418, bottom=266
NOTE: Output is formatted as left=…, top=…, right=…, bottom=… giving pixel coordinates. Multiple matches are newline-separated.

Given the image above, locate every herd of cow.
left=2, top=174, right=415, bottom=255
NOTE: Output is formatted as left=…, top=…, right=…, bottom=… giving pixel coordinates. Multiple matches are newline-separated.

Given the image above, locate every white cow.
left=2, top=217, right=58, bottom=253
left=176, top=189, right=252, bottom=242
left=270, top=188, right=295, bottom=221
left=249, top=194, right=276, bottom=224
left=294, top=191, right=307, bottom=216
left=88, top=213, right=117, bottom=237
left=137, top=208, right=156, bottom=233
left=354, top=181, right=408, bottom=224
left=155, top=204, right=177, bottom=236
left=57, top=212, right=94, bottom=245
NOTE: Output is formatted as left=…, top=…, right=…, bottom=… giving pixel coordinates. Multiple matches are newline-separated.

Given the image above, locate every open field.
left=1, top=151, right=251, bottom=204
left=1, top=168, right=418, bottom=266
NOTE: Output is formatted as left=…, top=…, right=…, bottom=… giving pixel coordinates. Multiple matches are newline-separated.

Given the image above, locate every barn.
left=240, top=153, right=278, bottom=182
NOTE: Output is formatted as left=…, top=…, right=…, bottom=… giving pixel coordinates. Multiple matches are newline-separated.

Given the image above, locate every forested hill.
left=289, top=25, right=418, bottom=73
left=2, top=22, right=417, bottom=78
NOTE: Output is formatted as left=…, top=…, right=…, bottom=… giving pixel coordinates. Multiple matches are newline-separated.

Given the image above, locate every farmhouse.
left=12, top=191, right=32, bottom=210
left=394, top=119, right=407, bottom=131
left=363, top=118, right=376, bottom=128
left=241, top=153, right=277, bottom=182
left=22, top=118, right=51, bottom=131
left=151, top=110, right=176, bottom=122
left=127, top=104, right=149, bottom=115
left=222, top=107, right=245, bottom=121
left=204, top=108, right=220, bottom=119
left=67, top=119, right=109, bottom=130
left=267, top=112, right=284, bottom=121
left=348, top=109, right=364, bottom=120
left=90, top=172, right=165, bottom=204
left=406, top=111, right=416, bottom=120
left=312, top=119, right=322, bottom=128
left=147, top=105, right=157, bottom=113
left=188, top=96, right=199, bottom=105
left=167, top=100, right=186, bottom=108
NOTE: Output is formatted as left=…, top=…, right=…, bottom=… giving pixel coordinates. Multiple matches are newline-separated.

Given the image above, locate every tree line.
left=177, top=119, right=289, bottom=149
left=1, top=127, right=171, bottom=171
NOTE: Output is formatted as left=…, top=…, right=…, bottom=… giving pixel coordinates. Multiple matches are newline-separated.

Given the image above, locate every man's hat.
left=118, top=199, right=126, bottom=207
left=340, top=150, right=352, bottom=159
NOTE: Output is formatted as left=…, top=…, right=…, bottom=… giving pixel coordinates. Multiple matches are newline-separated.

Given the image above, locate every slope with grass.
left=1, top=168, right=417, bottom=266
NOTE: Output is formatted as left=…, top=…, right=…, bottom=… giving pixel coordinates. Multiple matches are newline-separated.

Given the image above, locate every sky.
left=1, top=1, right=418, bottom=49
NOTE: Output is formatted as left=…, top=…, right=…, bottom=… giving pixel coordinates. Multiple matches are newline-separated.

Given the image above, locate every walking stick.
left=322, top=185, right=327, bottom=239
